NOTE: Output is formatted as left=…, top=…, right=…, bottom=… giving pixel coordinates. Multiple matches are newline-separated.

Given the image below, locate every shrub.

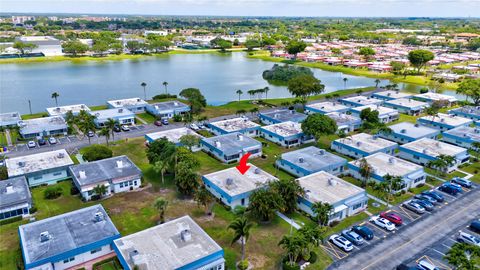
left=172, top=114, right=182, bottom=122
left=43, top=186, right=63, bottom=200
left=91, top=194, right=101, bottom=201
left=329, top=220, right=340, bottom=227
left=152, top=94, right=177, bottom=100
left=262, top=64, right=314, bottom=83
left=0, top=166, right=8, bottom=180
left=282, top=261, right=300, bottom=270
left=0, top=215, right=22, bottom=225
left=29, top=206, right=37, bottom=214
left=238, top=260, right=249, bottom=270
left=70, top=185, right=79, bottom=195
left=308, top=251, right=317, bottom=264
left=419, top=87, right=429, bottom=94
left=81, top=144, right=113, bottom=162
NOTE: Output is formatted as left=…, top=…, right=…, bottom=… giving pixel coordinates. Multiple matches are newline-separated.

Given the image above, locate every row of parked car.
left=27, top=137, right=58, bottom=148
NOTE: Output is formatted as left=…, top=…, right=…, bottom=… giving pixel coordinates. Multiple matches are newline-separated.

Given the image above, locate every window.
left=53, top=172, right=62, bottom=176
left=33, top=176, right=43, bottom=180
left=90, top=247, right=102, bottom=254
left=352, top=202, right=363, bottom=210
left=120, top=183, right=124, bottom=188
left=63, top=257, right=75, bottom=264
left=134, top=181, right=138, bottom=186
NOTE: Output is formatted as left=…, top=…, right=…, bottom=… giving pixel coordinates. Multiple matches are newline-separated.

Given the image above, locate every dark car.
left=397, top=263, right=421, bottom=270
left=451, top=177, right=472, bottom=189
left=412, top=199, right=434, bottom=211
left=380, top=212, right=403, bottom=226
left=341, top=229, right=364, bottom=246
left=414, top=194, right=438, bottom=205
left=438, top=184, right=460, bottom=196
left=113, top=125, right=121, bottom=132
left=421, top=191, right=444, bottom=202
left=352, top=225, right=374, bottom=240
left=470, top=220, right=480, bottom=233
left=38, top=138, right=47, bottom=146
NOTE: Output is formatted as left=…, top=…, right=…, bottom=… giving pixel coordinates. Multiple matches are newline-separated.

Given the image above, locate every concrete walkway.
left=5, top=129, right=12, bottom=146
left=456, top=169, right=473, bottom=180
left=135, top=115, right=148, bottom=125
left=276, top=211, right=302, bottom=230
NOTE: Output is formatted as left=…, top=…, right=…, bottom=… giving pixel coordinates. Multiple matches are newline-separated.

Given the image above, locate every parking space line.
left=431, top=248, right=446, bottom=257
left=398, top=205, right=417, bottom=220
left=441, top=243, right=452, bottom=249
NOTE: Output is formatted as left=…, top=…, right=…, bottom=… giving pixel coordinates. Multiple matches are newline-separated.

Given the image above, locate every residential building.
left=106, top=98, right=148, bottom=113
left=200, top=132, right=262, bottom=163
left=449, top=106, right=480, bottom=122
left=0, top=176, right=32, bottom=221
left=276, top=146, right=347, bottom=177
left=46, top=104, right=91, bottom=117
left=208, top=117, right=260, bottom=137
left=398, top=138, right=470, bottom=172
left=413, top=92, right=458, bottom=105
left=383, top=98, right=429, bottom=115
left=202, top=164, right=277, bottom=208
left=305, top=101, right=349, bottom=115
left=349, top=105, right=399, bottom=123
left=145, top=101, right=190, bottom=119
left=70, top=156, right=142, bottom=201
left=259, top=121, right=313, bottom=147
left=0, top=112, right=21, bottom=128
left=259, top=109, right=307, bottom=125
left=442, top=126, right=480, bottom=149
left=348, top=152, right=426, bottom=189
left=379, top=122, right=440, bottom=144
left=12, top=16, right=35, bottom=25
left=19, top=205, right=120, bottom=270
left=18, top=116, right=68, bottom=139
left=340, top=96, right=383, bottom=108
left=145, top=127, right=203, bottom=151
left=326, top=112, right=362, bottom=133
left=6, top=149, right=73, bottom=186
left=114, top=215, right=224, bottom=270
left=90, top=108, right=135, bottom=127
left=417, top=113, right=473, bottom=131
left=372, top=90, right=413, bottom=101
left=296, top=171, right=368, bottom=222
left=331, top=133, right=398, bottom=158
left=15, top=36, right=63, bottom=56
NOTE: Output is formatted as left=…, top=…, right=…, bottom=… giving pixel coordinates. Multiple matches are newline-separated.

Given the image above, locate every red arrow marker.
left=236, top=152, right=251, bottom=175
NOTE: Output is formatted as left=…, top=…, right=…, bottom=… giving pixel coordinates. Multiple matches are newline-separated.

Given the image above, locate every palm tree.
left=358, top=158, right=373, bottom=188
left=162, top=81, right=168, bottom=94
left=93, top=184, right=108, bottom=199
left=141, top=82, right=147, bottom=100
left=153, top=197, right=168, bottom=224
left=278, top=234, right=305, bottom=267
left=194, top=185, right=215, bottom=215
left=343, top=77, right=348, bottom=89
left=247, top=90, right=255, bottom=100
left=105, top=118, right=117, bottom=143
left=153, top=159, right=168, bottom=184
left=228, top=216, right=253, bottom=261
left=249, top=107, right=259, bottom=115
left=391, top=83, right=399, bottom=90
left=99, top=127, right=110, bottom=145
left=51, top=92, right=60, bottom=107
left=374, top=79, right=381, bottom=88
left=428, top=154, right=456, bottom=174
left=264, top=87, right=270, bottom=100
left=236, top=89, right=243, bottom=102
left=312, top=201, right=333, bottom=226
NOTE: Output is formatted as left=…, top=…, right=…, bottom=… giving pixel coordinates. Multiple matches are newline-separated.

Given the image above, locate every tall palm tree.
left=428, top=154, right=456, bottom=174
left=374, top=79, right=381, bottom=88
left=247, top=90, right=255, bottom=100
left=105, top=118, right=117, bottom=143
left=228, top=216, right=253, bottom=261
left=236, top=89, right=243, bottom=102
left=264, top=87, right=270, bottom=100
left=51, top=92, right=60, bottom=107
left=153, top=197, right=168, bottom=224
left=358, top=158, right=373, bottom=188
left=141, top=82, right=147, bottom=100
left=162, top=81, right=168, bottom=94
left=99, top=127, right=110, bottom=146
left=343, top=77, right=348, bottom=89
left=153, top=159, right=168, bottom=184
left=278, top=234, right=305, bottom=267
left=312, top=201, right=333, bottom=226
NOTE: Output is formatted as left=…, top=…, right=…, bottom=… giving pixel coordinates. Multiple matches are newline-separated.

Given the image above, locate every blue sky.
left=2, top=0, right=479, bottom=17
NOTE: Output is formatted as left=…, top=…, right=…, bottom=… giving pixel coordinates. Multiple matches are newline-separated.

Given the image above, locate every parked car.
left=438, top=183, right=460, bottom=196
left=161, top=119, right=169, bottom=125
left=87, top=131, right=95, bottom=137
left=414, top=194, right=438, bottom=205
left=451, top=177, right=472, bottom=189
left=154, top=120, right=162, bottom=127
left=38, top=138, right=47, bottom=146
left=113, top=125, right=121, bottom=132
left=421, top=191, right=444, bottom=202
left=470, top=220, right=480, bottom=233
left=458, top=231, right=480, bottom=247
left=341, top=230, right=364, bottom=246
left=27, top=141, right=36, bottom=148
left=417, top=259, right=440, bottom=270
left=412, top=199, right=434, bottom=212
left=48, top=137, right=57, bottom=144
left=189, top=123, right=200, bottom=131
left=121, top=125, right=130, bottom=131
left=397, top=263, right=421, bottom=270
left=352, top=225, right=374, bottom=240
left=402, top=201, right=426, bottom=214
left=448, top=182, right=464, bottom=193
left=380, top=212, right=403, bottom=226
left=370, top=216, right=396, bottom=231
left=329, top=234, right=353, bottom=252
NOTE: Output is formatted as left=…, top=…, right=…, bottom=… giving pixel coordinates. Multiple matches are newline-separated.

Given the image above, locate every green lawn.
left=90, top=105, right=108, bottom=111
left=424, top=167, right=467, bottom=180
left=426, top=176, right=443, bottom=186
left=368, top=200, right=387, bottom=215
left=21, top=112, right=49, bottom=120
left=342, top=176, right=412, bottom=205
left=459, top=162, right=480, bottom=183
left=136, top=113, right=157, bottom=124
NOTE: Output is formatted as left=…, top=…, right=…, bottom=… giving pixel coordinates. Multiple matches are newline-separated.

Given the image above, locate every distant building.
left=202, top=164, right=277, bottom=208
left=15, top=36, right=63, bottom=56
left=106, top=97, right=148, bottom=113
left=90, top=108, right=135, bottom=127
left=200, top=132, right=262, bottom=163
left=145, top=101, right=190, bottom=119
left=398, top=138, right=470, bottom=172
left=259, top=121, right=313, bottom=147
left=296, top=171, right=368, bottom=222
left=442, top=126, right=480, bottom=149
left=372, top=90, right=413, bottom=101
left=145, top=127, right=203, bottom=151
left=326, top=112, right=362, bottom=133
left=6, top=149, right=73, bottom=186
left=46, top=104, right=91, bottom=117
left=276, top=146, right=347, bottom=177
left=114, top=215, right=225, bottom=270
left=340, top=96, right=383, bottom=108
left=417, top=113, right=473, bottom=131
left=0, top=176, right=32, bottom=221
left=413, top=93, right=458, bottom=105
left=12, top=16, right=35, bottom=25
left=19, top=205, right=120, bottom=270
left=383, top=98, right=429, bottom=115
left=331, top=133, right=397, bottom=158
left=70, top=156, right=142, bottom=201
left=208, top=117, right=260, bottom=137
left=305, top=101, right=349, bottom=115
left=348, top=152, right=426, bottom=190
left=259, top=109, right=307, bottom=125
left=18, top=116, right=68, bottom=139
left=449, top=106, right=480, bottom=122
left=379, top=122, right=440, bottom=144
left=349, top=105, right=399, bottom=123
left=0, top=112, right=21, bottom=128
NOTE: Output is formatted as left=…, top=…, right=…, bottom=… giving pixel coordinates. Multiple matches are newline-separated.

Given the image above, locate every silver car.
left=403, top=200, right=425, bottom=214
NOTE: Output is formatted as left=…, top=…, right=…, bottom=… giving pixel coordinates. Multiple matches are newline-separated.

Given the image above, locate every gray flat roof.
left=6, top=149, right=74, bottom=177
left=326, top=112, right=361, bottom=126
left=0, top=112, right=21, bottom=124
left=401, top=138, right=467, bottom=156
left=444, top=126, right=480, bottom=141
left=46, top=104, right=91, bottom=116
left=114, top=215, right=222, bottom=270
left=261, top=121, right=303, bottom=137
left=260, top=109, right=307, bottom=122
left=389, top=122, right=439, bottom=138
left=419, top=113, right=472, bottom=126
left=203, top=164, right=277, bottom=197
left=18, top=116, right=67, bottom=135
left=90, top=108, right=134, bottom=120
left=19, top=204, right=119, bottom=265
left=202, top=132, right=261, bottom=156
left=306, top=101, right=349, bottom=113
left=298, top=171, right=365, bottom=205
left=209, top=117, right=260, bottom=133
left=349, top=152, right=422, bottom=177
left=341, top=95, right=383, bottom=106
left=450, top=106, right=480, bottom=117
left=70, top=156, right=141, bottom=189
left=281, top=146, right=346, bottom=172
left=385, top=98, right=429, bottom=108
left=0, top=176, right=31, bottom=210
left=149, top=101, right=189, bottom=111
left=374, top=90, right=413, bottom=99
left=414, top=92, right=458, bottom=102
left=350, top=105, right=398, bottom=116
left=334, top=133, right=397, bottom=153
left=146, top=127, right=202, bottom=144
left=107, top=97, right=148, bottom=108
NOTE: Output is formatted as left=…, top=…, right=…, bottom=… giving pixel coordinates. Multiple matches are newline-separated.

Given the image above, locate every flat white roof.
left=385, top=98, right=429, bottom=108
left=389, top=122, right=439, bottom=138
left=341, top=95, right=383, bottom=106
left=419, top=113, right=472, bottom=126
left=203, top=164, right=277, bottom=197
left=401, top=138, right=467, bottom=157
left=326, top=112, right=361, bottom=126
left=349, top=152, right=422, bottom=177
left=90, top=108, right=134, bottom=120
left=114, top=215, right=222, bottom=270
left=298, top=171, right=365, bottom=205
left=351, top=105, right=398, bottom=116
left=46, top=104, right=91, bottom=116
left=260, top=121, right=303, bottom=137
left=444, top=126, right=480, bottom=142
left=6, top=149, right=73, bottom=177
left=107, top=97, right=148, bottom=108
left=0, top=112, right=21, bottom=124
left=146, top=127, right=202, bottom=144
left=18, top=116, right=67, bottom=134
left=334, top=133, right=397, bottom=153
left=414, top=93, right=458, bottom=102
left=375, top=90, right=413, bottom=99
left=209, top=117, right=260, bottom=133
left=306, top=101, right=349, bottom=113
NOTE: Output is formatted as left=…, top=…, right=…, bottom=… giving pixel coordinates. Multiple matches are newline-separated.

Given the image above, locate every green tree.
left=179, top=88, right=207, bottom=114
left=77, top=111, right=96, bottom=144
left=126, top=40, right=143, bottom=53
left=146, top=137, right=177, bottom=168
left=153, top=159, right=168, bottom=184
left=175, top=147, right=201, bottom=196
left=82, top=144, right=113, bottom=161
left=374, top=79, right=381, bottom=88
left=360, top=108, right=380, bottom=130
left=278, top=233, right=305, bottom=267
left=98, top=127, right=110, bottom=146
left=13, top=42, right=37, bottom=54
left=62, top=40, right=89, bottom=57
left=228, top=216, right=253, bottom=261
left=343, top=77, right=348, bottom=89
left=358, top=158, right=373, bottom=188
left=140, top=82, right=147, bottom=100
left=286, top=40, right=307, bottom=59
left=301, top=114, right=337, bottom=140
left=162, top=81, right=169, bottom=94
left=51, top=92, right=60, bottom=107
left=105, top=118, right=117, bottom=143
left=92, top=40, right=109, bottom=55
left=427, top=154, right=456, bottom=174
left=0, top=166, right=8, bottom=180
left=211, top=38, right=232, bottom=52
left=153, top=197, right=168, bottom=223
left=194, top=185, right=215, bottom=215
left=444, top=243, right=480, bottom=270
left=248, top=188, right=284, bottom=222
left=408, top=49, right=435, bottom=73
left=92, top=184, right=108, bottom=198
left=179, top=134, right=200, bottom=151
left=270, top=178, right=305, bottom=214
left=245, top=39, right=261, bottom=51
left=287, top=75, right=325, bottom=108
left=457, top=79, right=480, bottom=105
left=236, top=89, right=243, bottom=102
left=358, top=47, right=376, bottom=61
left=312, top=201, right=333, bottom=226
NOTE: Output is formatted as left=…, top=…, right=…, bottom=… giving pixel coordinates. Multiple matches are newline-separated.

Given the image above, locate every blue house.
left=349, top=105, right=399, bottom=123
left=331, top=133, right=398, bottom=158
left=200, top=132, right=262, bottom=163
left=18, top=205, right=120, bottom=270
left=114, top=215, right=225, bottom=270
left=326, top=112, right=362, bottom=133
left=276, top=146, right=347, bottom=177
left=145, top=127, right=203, bottom=151
left=0, top=176, right=32, bottom=221
left=417, top=113, right=473, bottom=131
left=107, top=97, right=148, bottom=113
left=145, top=101, right=190, bottom=119
left=413, top=92, right=458, bottom=105
left=340, top=95, right=383, bottom=108
left=442, top=126, right=480, bottom=149
left=383, top=98, right=429, bottom=116
left=305, top=101, right=349, bottom=115
left=372, top=90, right=413, bottom=101
left=90, top=108, right=135, bottom=128
left=259, top=109, right=307, bottom=125
left=259, top=121, right=313, bottom=147
left=449, top=106, right=480, bottom=122
left=208, top=117, right=260, bottom=137
left=379, top=122, right=440, bottom=144
left=18, top=116, right=68, bottom=139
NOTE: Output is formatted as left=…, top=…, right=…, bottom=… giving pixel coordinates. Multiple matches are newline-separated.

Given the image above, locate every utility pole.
left=28, top=100, right=32, bottom=115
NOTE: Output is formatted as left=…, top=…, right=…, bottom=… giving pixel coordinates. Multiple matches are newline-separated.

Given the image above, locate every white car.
left=369, top=216, right=395, bottom=231
left=458, top=231, right=480, bottom=247
left=189, top=123, right=200, bottom=131
left=329, top=234, right=353, bottom=252
left=48, top=137, right=57, bottom=144
left=121, top=125, right=130, bottom=131
left=27, top=141, right=36, bottom=148
left=417, top=259, right=439, bottom=270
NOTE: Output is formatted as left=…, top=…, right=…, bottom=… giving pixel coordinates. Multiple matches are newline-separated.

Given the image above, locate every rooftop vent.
left=400, top=129, right=407, bottom=134
left=423, top=149, right=428, bottom=154
left=180, top=229, right=192, bottom=242
left=40, top=231, right=51, bottom=243
left=57, top=152, right=65, bottom=159
left=414, top=123, right=420, bottom=127
left=80, top=105, right=85, bottom=109
left=440, top=118, right=445, bottom=122
left=115, top=101, right=121, bottom=105
left=94, top=211, right=104, bottom=223
left=435, top=142, right=441, bottom=148
left=254, top=168, right=261, bottom=174
left=18, top=161, right=25, bottom=167
left=79, top=170, right=86, bottom=179
left=116, top=160, right=124, bottom=168
left=118, top=108, right=123, bottom=113
left=174, top=102, right=179, bottom=106
left=5, top=183, right=14, bottom=194
left=274, top=114, right=279, bottom=119
left=387, top=93, right=391, bottom=96
left=136, top=98, right=141, bottom=102
left=356, top=141, right=362, bottom=147
left=95, top=113, right=100, bottom=117
left=299, top=157, right=304, bottom=163
left=328, top=178, right=338, bottom=186
left=388, top=157, right=396, bottom=164
left=215, top=140, right=221, bottom=148
left=55, top=107, right=61, bottom=111
left=237, top=134, right=244, bottom=141
left=319, top=149, right=325, bottom=155
left=129, top=249, right=139, bottom=262
left=226, top=178, right=234, bottom=186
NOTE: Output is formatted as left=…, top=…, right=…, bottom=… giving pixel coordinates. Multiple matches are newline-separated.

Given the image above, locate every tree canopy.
left=457, top=78, right=480, bottom=105
left=301, top=114, right=338, bottom=140
left=262, top=64, right=313, bottom=83
left=82, top=144, right=113, bottom=161
left=408, top=49, right=435, bottom=73
left=179, top=88, right=207, bottom=114
left=285, top=40, right=307, bottom=57
left=287, top=74, right=325, bottom=107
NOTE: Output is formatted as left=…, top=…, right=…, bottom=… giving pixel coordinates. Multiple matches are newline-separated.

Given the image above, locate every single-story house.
left=383, top=98, right=429, bottom=116
left=378, top=122, right=440, bottom=144
left=18, top=116, right=68, bottom=139
left=442, top=126, right=480, bottom=149
left=145, top=127, right=203, bottom=151
left=372, top=90, right=413, bottom=101
left=259, top=121, right=313, bottom=148
left=340, top=95, right=383, bottom=108
left=200, top=132, right=262, bottom=163
left=106, top=97, right=148, bottom=114
left=349, top=105, right=399, bottom=123
left=0, top=112, right=21, bottom=128
left=15, top=36, right=63, bottom=56
left=259, top=109, right=307, bottom=125
left=413, top=92, right=458, bottom=105
left=0, top=176, right=32, bottom=221
left=304, top=101, right=349, bottom=115
left=417, top=113, right=473, bottom=131
left=46, top=104, right=91, bottom=117
left=325, top=112, right=362, bottom=133
left=145, top=101, right=190, bottom=119
left=90, top=108, right=135, bottom=128
left=449, top=106, right=480, bottom=122
left=208, top=117, right=260, bottom=137
left=331, top=133, right=398, bottom=158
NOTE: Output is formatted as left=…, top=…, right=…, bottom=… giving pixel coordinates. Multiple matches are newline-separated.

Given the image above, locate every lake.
left=0, top=52, right=453, bottom=114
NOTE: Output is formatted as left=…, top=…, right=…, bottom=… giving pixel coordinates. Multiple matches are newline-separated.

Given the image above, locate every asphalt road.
left=329, top=187, right=480, bottom=270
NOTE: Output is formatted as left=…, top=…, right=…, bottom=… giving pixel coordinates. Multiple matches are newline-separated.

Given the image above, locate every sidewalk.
left=276, top=211, right=302, bottom=230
